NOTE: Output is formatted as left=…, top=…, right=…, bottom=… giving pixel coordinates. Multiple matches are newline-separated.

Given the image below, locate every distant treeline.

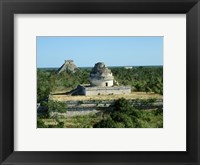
left=38, top=65, right=162, bottom=71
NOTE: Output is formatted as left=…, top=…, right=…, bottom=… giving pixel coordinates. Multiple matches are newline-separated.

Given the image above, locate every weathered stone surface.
left=57, top=60, right=78, bottom=73
left=89, top=62, right=114, bottom=87
left=83, top=86, right=131, bottom=96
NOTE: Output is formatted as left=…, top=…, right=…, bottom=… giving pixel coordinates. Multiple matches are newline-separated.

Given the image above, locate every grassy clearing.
left=41, top=113, right=103, bottom=128
left=50, top=92, right=162, bottom=102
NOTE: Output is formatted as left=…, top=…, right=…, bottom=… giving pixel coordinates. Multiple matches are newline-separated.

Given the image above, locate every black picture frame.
left=0, top=0, right=200, bottom=164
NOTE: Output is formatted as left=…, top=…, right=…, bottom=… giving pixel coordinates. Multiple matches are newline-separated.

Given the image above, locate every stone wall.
left=47, top=99, right=163, bottom=117
left=82, top=86, right=131, bottom=96
left=89, top=79, right=113, bottom=87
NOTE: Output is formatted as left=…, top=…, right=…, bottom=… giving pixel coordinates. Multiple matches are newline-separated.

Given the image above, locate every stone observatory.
left=89, top=62, right=114, bottom=87
left=69, top=62, right=131, bottom=96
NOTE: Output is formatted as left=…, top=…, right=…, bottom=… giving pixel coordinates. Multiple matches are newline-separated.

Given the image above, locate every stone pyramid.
left=57, top=60, right=78, bottom=74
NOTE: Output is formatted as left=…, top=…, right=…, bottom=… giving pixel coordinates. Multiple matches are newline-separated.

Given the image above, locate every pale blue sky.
left=37, top=36, right=163, bottom=68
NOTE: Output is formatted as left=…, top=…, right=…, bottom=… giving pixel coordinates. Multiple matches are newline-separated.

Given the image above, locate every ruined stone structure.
left=81, top=86, right=131, bottom=96
left=70, top=62, right=131, bottom=96
left=89, top=62, right=114, bottom=87
left=57, top=60, right=78, bottom=74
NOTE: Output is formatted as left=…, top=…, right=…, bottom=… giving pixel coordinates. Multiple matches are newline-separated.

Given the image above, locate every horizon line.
left=37, top=64, right=163, bottom=68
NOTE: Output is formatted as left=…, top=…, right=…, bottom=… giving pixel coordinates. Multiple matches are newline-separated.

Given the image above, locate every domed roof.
left=90, top=62, right=113, bottom=79
left=90, top=62, right=112, bottom=77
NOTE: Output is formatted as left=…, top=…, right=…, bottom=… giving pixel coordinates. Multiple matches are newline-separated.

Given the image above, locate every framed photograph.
left=37, top=36, right=163, bottom=129
left=0, top=0, right=200, bottom=164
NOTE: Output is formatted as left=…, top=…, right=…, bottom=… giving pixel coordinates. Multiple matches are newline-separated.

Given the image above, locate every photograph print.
left=37, top=36, right=163, bottom=128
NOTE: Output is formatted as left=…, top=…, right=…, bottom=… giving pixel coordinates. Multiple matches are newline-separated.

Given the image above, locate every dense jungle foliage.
left=93, top=98, right=163, bottom=128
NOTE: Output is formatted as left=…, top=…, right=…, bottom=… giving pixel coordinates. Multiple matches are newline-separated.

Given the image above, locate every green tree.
left=37, top=119, right=48, bottom=128
left=47, top=100, right=66, bottom=125
left=93, top=116, right=116, bottom=128
left=37, top=70, right=52, bottom=102
left=48, top=100, right=66, bottom=113
left=111, top=112, right=133, bottom=128
left=113, top=97, right=133, bottom=113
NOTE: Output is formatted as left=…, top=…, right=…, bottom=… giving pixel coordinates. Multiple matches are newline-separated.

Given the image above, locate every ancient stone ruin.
left=57, top=60, right=78, bottom=74
left=70, top=62, right=131, bottom=96
left=89, top=62, right=114, bottom=87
